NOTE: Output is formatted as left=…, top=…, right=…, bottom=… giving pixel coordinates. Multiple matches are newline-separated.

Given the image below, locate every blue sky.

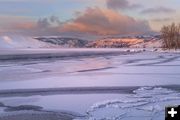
left=0, top=0, right=179, bottom=35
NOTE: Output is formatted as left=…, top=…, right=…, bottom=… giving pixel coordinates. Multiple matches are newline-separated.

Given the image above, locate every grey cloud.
left=106, top=0, right=142, bottom=10
left=33, top=16, right=61, bottom=35
left=151, top=18, right=172, bottom=22
left=10, top=16, right=62, bottom=36
left=37, top=16, right=62, bottom=28
left=141, top=7, right=175, bottom=14
left=49, top=16, right=62, bottom=25
left=37, top=18, right=50, bottom=29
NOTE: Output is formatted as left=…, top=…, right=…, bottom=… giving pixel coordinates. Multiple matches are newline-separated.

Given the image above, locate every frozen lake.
left=0, top=49, right=180, bottom=120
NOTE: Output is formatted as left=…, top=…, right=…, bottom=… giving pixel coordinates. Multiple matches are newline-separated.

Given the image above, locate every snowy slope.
left=35, top=36, right=88, bottom=48
left=87, top=38, right=162, bottom=48
left=130, top=39, right=162, bottom=48
left=0, top=35, right=55, bottom=49
left=87, top=38, right=144, bottom=48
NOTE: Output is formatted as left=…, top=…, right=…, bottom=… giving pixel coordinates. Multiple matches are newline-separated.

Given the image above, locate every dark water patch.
left=162, top=85, right=180, bottom=92
left=4, top=105, right=43, bottom=112
left=0, top=85, right=179, bottom=98
left=33, top=70, right=51, bottom=73
left=22, top=63, right=39, bottom=65
left=0, top=111, right=75, bottom=120
left=136, top=56, right=180, bottom=66
left=0, top=86, right=139, bottom=98
left=0, top=50, right=136, bottom=63
left=123, top=57, right=163, bottom=65
left=77, top=67, right=115, bottom=73
left=41, top=70, right=51, bottom=73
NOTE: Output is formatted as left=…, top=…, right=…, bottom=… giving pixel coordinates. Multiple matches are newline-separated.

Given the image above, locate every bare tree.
left=161, top=23, right=180, bottom=49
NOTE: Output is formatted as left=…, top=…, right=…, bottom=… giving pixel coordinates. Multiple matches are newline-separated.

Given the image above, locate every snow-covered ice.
left=0, top=49, right=180, bottom=120
left=84, top=87, right=180, bottom=120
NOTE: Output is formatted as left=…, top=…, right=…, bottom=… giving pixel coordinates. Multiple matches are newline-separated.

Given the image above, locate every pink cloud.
left=62, top=7, right=151, bottom=35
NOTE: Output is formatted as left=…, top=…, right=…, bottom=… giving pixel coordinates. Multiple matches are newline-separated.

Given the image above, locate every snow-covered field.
left=0, top=49, right=180, bottom=120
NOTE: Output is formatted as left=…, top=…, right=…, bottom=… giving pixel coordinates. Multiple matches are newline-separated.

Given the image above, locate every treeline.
left=161, top=23, right=180, bottom=49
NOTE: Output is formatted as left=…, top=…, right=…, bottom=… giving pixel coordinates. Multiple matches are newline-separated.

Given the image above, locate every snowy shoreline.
left=0, top=48, right=140, bottom=61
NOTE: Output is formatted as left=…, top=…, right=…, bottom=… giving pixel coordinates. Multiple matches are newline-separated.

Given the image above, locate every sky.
left=0, top=0, right=179, bottom=36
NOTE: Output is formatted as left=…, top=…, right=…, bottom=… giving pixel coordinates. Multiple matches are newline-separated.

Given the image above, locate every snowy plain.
left=0, top=49, right=180, bottom=120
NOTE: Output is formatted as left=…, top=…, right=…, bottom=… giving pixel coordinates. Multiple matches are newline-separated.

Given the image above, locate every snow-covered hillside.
left=87, top=38, right=144, bottom=48
left=0, top=35, right=163, bottom=49
left=0, top=35, right=55, bottom=49
left=35, top=36, right=88, bottom=48
left=130, top=39, right=162, bottom=48
left=35, top=36, right=162, bottom=49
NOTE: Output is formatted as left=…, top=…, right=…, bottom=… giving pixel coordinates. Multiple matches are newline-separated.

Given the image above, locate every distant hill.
left=86, top=38, right=144, bottom=48
left=86, top=35, right=161, bottom=48
left=35, top=37, right=88, bottom=48
left=0, top=35, right=162, bottom=49
left=35, top=35, right=162, bottom=48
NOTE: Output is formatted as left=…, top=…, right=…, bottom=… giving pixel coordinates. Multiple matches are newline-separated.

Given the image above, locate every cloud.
left=106, top=0, right=142, bottom=10
left=141, top=6, right=175, bottom=14
left=62, top=7, right=151, bottom=35
left=0, top=15, right=35, bottom=33
left=31, top=16, right=62, bottom=35
left=49, top=16, right=62, bottom=25
left=0, top=8, right=151, bottom=36
left=0, top=16, right=61, bottom=35
left=151, top=18, right=172, bottom=22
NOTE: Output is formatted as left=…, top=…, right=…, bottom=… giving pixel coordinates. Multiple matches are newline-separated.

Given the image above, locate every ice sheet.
left=0, top=50, right=180, bottom=120
left=0, top=52, right=180, bottom=89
